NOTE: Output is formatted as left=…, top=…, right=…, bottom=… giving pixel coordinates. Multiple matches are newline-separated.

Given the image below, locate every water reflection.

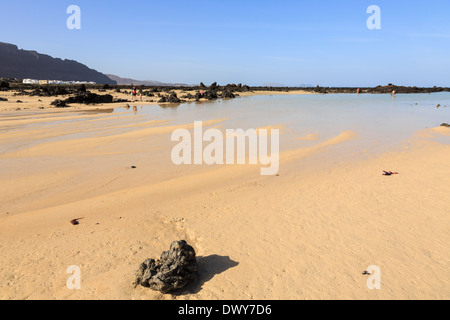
left=79, top=108, right=114, bottom=115
left=158, top=103, right=182, bottom=109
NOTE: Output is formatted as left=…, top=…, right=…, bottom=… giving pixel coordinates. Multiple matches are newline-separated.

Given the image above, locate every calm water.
left=2, top=93, right=449, bottom=159
left=129, top=93, right=450, bottom=156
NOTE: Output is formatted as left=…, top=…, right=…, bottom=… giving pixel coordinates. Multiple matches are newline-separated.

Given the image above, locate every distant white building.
left=22, top=79, right=96, bottom=85
left=23, top=79, right=39, bottom=84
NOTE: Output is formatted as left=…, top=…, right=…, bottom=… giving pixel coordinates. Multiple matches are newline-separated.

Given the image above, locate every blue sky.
left=1, top=0, right=450, bottom=86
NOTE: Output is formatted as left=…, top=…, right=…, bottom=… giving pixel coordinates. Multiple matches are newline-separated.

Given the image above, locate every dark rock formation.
left=134, top=240, right=198, bottom=293
left=441, top=123, right=450, bottom=127
left=64, top=92, right=114, bottom=105
left=0, top=42, right=116, bottom=84
left=209, top=82, right=218, bottom=90
left=0, top=97, right=7, bottom=102
left=158, top=92, right=182, bottom=103
left=221, top=90, right=236, bottom=99
left=34, top=87, right=69, bottom=97
left=0, top=80, right=9, bottom=89
left=50, top=99, right=69, bottom=108
left=195, top=92, right=203, bottom=100
left=240, top=85, right=250, bottom=92
left=364, top=84, right=446, bottom=94
left=314, top=85, right=328, bottom=94
left=203, top=90, right=218, bottom=100
left=181, top=93, right=194, bottom=99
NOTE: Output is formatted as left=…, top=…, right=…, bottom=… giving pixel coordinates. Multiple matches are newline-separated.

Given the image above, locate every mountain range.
left=0, top=42, right=116, bottom=84
left=0, top=42, right=190, bottom=86
left=106, top=74, right=188, bottom=87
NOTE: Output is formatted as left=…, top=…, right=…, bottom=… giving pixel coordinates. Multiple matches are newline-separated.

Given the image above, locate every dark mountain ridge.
left=0, top=42, right=116, bottom=84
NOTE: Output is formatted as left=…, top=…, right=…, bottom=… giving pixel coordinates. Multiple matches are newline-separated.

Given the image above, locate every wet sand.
left=0, top=96, right=449, bottom=300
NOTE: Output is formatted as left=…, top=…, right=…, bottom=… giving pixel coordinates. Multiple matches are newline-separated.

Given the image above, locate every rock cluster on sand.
left=202, top=90, right=218, bottom=100
left=441, top=123, right=450, bottom=127
left=221, top=90, right=236, bottom=99
left=158, top=92, right=182, bottom=103
left=134, top=240, right=198, bottom=293
left=0, top=80, right=10, bottom=89
left=50, top=92, right=114, bottom=106
left=50, top=99, right=68, bottom=108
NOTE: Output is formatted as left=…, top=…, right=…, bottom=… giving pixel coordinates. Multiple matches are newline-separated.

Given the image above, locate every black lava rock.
left=158, top=92, right=181, bottom=103
left=64, top=92, right=113, bottom=105
left=203, top=90, right=218, bottom=100
left=209, top=82, right=218, bottom=90
left=221, top=90, right=236, bottom=99
left=50, top=99, right=68, bottom=108
left=134, top=240, right=198, bottom=293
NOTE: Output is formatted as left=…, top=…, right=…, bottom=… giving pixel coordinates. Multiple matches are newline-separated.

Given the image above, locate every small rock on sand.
left=134, top=240, right=198, bottom=293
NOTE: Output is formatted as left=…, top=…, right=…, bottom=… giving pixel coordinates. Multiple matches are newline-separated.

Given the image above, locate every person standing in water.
left=392, top=90, right=396, bottom=97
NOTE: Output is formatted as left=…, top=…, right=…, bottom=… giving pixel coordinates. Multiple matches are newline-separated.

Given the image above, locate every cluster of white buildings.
left=23, top=79, right=96, bottom=85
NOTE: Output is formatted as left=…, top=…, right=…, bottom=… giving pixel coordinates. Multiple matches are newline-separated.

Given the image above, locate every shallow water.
left=131, top=92, right=450, bottom=155
left=1, top=93, right=449, bottom=159
left=1, top=93, right=449, bottom=215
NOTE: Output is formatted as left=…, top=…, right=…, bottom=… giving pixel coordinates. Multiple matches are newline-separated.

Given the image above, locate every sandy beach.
left=0, top=92, right=449, bottom=300
left=0, top=88, right=313, bottom=113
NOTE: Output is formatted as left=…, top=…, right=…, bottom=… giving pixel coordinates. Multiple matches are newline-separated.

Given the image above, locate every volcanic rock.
left=134, top=240, right=198, bottom=293
left=158, top=92, right=181, bottom=103
left=221, top=90, right=236, bottom=99
left=50, top=99, right=68, bottom=108
left=203, top=90, right=218, bottom=100
left=64, top=92, right=114, bottom=104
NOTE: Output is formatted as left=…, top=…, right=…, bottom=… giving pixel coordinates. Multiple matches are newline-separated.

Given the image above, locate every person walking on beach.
left=357, top=88, right=360, bottom=95
left=131, top=86, right=137, bottom=102
left=139, top=89, right=143, bottom=102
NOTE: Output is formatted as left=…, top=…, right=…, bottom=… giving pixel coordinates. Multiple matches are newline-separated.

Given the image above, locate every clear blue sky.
left=1, top=0, right=450, bottom=86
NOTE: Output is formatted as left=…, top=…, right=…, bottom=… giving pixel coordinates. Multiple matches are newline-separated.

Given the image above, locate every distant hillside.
left=0, top=42, right=116, bottom=84
left=106, top=74, right=188, bottom=87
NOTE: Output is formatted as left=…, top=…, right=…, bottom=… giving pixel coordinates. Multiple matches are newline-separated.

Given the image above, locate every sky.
left=1, top=0, right=450, bottom=87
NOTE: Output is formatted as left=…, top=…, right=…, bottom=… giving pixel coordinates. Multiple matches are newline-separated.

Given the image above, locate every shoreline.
left=0, top=87, right=449, bottom=113
left=0, top=88, right=315, bottom=113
